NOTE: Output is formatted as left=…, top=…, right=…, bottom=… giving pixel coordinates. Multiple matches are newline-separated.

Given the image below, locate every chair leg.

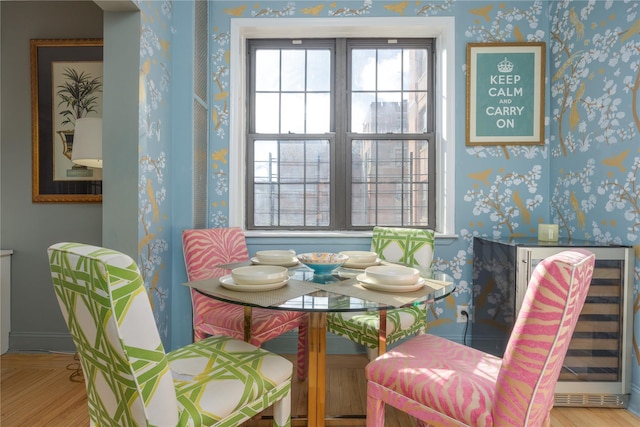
left=366, top=381, right=386, bottom=427
left=296, top=316, right=309, bottom=380
left=272, top=388, right=292, bottom=427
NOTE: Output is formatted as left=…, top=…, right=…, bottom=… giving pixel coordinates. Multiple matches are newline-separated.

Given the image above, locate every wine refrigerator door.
left=516, top=246, right=634, bottom=407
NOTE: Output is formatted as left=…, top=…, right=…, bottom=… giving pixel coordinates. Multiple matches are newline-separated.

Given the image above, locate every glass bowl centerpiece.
left=297, top=252, right=349, bottom=275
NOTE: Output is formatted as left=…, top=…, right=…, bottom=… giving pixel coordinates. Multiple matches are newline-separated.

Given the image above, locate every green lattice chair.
left=48, top=242, right=292, bottom=427
left=326, top=227, right=435, bottom=357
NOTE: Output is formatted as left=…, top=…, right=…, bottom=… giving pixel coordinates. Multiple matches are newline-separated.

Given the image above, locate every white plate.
left=357, top=274, right=425, bottom=293
left=219, top=274, right=288, bottom=292
left=337, top=269, right=358, bottom=279
left=365, top=265, right=420, bottom=286
left=250, top=257, right=300, bottom=267
left=342, top=258, right=382, bottom=269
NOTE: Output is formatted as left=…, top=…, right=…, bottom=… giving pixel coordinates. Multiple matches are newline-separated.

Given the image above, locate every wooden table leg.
left=307, top=311, right=326, bottom=427
left=243, top=306, right=252, bottom=342
left=378, top=309, right=387, bottom=354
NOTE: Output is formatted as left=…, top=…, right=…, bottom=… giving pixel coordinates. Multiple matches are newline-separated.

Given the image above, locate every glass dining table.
left=184, top=262, right=455, bottom=427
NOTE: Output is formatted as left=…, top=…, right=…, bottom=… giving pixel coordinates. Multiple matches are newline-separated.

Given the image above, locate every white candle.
left=538, top=224, right=559, bottom=242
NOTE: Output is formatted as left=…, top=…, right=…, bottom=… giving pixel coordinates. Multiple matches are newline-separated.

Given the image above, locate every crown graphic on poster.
left=497, top=57, right=514, bottom=73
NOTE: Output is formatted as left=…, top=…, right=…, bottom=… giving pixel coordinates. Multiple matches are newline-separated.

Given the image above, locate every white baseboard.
left=628, top=383, right=640, bottom=418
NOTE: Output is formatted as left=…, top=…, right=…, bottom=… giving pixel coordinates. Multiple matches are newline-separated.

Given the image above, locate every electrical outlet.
left=456, top=305, right=470, bottom=323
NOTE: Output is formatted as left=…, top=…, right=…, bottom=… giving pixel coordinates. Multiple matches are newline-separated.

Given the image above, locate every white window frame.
left=229, top=17, right=456, bottom=237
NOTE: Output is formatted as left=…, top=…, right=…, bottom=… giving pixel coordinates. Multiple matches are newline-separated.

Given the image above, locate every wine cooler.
left=471, top=237, right=634, bottom=407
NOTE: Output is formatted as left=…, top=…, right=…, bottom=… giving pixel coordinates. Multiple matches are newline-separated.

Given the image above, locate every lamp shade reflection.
left=71, top=118, right=102, bottom=168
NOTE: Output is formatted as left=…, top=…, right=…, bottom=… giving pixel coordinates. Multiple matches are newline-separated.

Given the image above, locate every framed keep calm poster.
left=466, top=42, right=545, bottom=146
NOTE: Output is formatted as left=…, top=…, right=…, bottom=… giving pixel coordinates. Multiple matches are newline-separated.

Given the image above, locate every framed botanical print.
left=31, top=38, right=103, bottom=203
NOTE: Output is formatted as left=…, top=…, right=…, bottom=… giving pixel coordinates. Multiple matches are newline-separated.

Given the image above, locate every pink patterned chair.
left=365, top=249, right=595, bottom=427
left=182, top=227, right=308, bottom=380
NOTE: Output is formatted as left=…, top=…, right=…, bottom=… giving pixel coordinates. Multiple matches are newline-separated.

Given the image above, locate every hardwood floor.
left=2, top=352, right=640, bottom=426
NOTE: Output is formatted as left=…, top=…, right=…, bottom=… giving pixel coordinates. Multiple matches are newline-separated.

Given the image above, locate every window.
left=246, top=38, right=435, bottom=231
left=228, top=17, right=456, bottom=237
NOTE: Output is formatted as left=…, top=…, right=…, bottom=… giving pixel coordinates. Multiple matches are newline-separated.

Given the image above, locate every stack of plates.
left=357, top=265, right=425, bottom=293
left=340, top=251, right=382, bottom=269
left=220, top=265, right=289, bottom=292
left=251, top=250, right=299, bottom=267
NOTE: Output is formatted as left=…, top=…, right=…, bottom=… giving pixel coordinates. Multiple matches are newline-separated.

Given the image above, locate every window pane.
left=254, top=182, right=280, bottom=226
left=280, top=184, right=305, bottom=226
left=281, top=93, right=305, bottom=133
left=258, top=47, right=331, bottom=135
left=403, top=49, right=428, bottom=91
left=376, top=92, right=403, bottom=133
left=377, top=49, right=401, bottom=91
left=254, top=140, right=278, bottom=182
left=305, top=183, right=330, bottom=226
left=351, top=92, right=376, bottom=133
left=281, top=50, right=305, bottom=91
left=307, top=50, right=331, bottom=91
left=351, top=49, right=376, bottom=91
left=351, top=45, right=429, bottom=135
left=351, top=182, right=377, bottom=225
left=307, top=93, right=330, bottom=133
left=252, top=139, right=331, bottom=227
left=351, top=139, right=430, bottom=227
left=255, top=50, right=280, bottom=91
left=405, top=92, right=428, bottom=133
left=255, top=93, right=280, bottom=133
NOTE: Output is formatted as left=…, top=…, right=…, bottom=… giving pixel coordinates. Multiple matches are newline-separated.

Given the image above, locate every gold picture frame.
left=466, top=42, right=545, bottom=146
left=31, top=38, right=103, bottom=203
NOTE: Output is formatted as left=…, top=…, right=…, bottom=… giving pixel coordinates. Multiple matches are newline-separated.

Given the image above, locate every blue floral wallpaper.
left=130, top=0, right=640, bottom=411
left=137, top=0, right=173, bottom=339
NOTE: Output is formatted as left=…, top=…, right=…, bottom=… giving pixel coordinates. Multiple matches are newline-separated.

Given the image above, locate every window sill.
left=244, top=229, right=458, bottom=244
